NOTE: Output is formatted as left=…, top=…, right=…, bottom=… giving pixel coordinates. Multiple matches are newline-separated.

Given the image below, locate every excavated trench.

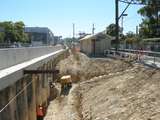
left=44, top=52, right=132, bottom=120
left=44, top=52, right=160, bottom=120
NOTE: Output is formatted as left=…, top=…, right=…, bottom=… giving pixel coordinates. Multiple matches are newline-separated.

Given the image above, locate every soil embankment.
left=45, top=52, right=160, bottom=120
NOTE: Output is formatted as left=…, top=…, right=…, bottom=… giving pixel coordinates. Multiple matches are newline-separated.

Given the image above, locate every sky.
left=0, top=0, right=143, bottom=38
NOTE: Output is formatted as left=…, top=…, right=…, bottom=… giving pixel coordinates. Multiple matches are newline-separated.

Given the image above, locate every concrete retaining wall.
left=0, top=49, right=69, bottom=120
left=0, top=45, right=62, bottom=70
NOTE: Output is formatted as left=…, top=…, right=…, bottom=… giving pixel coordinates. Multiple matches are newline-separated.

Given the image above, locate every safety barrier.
left=104, top=49, right=160, bottom=67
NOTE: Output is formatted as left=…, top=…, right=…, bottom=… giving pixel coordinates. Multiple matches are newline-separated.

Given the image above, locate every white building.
left=80, top=32, right=113, bottom=56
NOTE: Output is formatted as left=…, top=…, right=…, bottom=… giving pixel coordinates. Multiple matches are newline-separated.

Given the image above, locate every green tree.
left=0, top=21, right=29, bottom=43
left=125, top=31, right=137, bottom=44
left=137, top=0, right=160, bottom=38
left=63, top=37, right=73, bottom=47
left=0, top=21, right=15, bottom=43
left=125, top=31, right=142, bottom=49
left=14, top=21, right=29, bottom=43
left=0, top=32, right=5, bottom=43
left=106, top=23, right=122, bottom=37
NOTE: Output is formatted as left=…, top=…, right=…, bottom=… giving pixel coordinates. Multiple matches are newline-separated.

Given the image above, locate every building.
left=79, top=32, right=113, bottom=56
left=25, top=27, right=55, bottom=46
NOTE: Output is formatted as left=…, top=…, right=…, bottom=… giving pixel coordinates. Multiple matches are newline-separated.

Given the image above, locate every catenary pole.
left=115, top=0, right=119, bottom=51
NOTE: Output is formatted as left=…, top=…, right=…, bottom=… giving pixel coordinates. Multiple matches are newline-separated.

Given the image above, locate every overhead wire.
left=119, top=0, right=160, bottom=6
left=0, top=79, right=33, bottom=113
left=119, top=0, right=144, bottom=5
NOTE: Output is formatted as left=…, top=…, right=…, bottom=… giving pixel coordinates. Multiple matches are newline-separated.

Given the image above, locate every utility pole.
left=156, top=3, right=159, bottom=36
left=72, top=23, right=75, bottom=42
left=92, top=24, right=95, bottom=35
left=121, top=14, right=128, bottom=34
left=115, top=0, right=133, bottom=51
left=115, top=0, right=119, bottom=51
left=121, top=16, right=123, bottom=33
left=136, top=26, right=139, bottom=35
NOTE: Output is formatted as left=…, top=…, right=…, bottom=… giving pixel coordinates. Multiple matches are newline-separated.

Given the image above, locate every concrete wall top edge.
left=0, top=45, right=61, bottom=50
left=0, top=45, right=63, bottom=70
left=0, top=49, right=66, bottom=91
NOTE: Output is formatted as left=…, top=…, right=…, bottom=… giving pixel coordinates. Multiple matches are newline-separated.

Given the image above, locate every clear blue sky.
left=0, top=0, right=142, bottom=38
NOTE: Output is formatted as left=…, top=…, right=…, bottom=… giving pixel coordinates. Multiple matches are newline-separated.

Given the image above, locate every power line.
left=119, top=0, right=144, bottom=5
left=119, top=0, right=160, bottom=6
left=118, top=0, right=134, bottom=20
left=73, top=23, right=75, bottom=39
left=92, top=24, right=95, bottom=35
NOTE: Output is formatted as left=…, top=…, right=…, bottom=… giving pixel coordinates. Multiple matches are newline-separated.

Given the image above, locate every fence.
left=104, top=49, right=160, bottom=67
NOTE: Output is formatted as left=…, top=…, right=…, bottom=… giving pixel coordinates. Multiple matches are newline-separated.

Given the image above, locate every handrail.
left=110, top=48, right=160, bottom=57
left=111, top=48, right=160, bottom=54
left=104, top=48, right=160, bottom=68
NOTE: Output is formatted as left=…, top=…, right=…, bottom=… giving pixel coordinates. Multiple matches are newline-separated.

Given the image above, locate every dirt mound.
left=79, top=65, right=160, bottom=120
left=56, top=52, right=131, bottom=82
left=46, top=52, right=160, bottom=120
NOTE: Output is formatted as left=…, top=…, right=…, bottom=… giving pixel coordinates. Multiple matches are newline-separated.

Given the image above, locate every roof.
left=79, top=32, right=114, bottom=41
left=80, top=35, right=94, bottom=41
left=24, top=27, right=51, bottom=34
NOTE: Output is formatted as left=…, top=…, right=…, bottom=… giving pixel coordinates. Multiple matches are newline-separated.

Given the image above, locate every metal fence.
left=104, top=49, right=160, bottom=68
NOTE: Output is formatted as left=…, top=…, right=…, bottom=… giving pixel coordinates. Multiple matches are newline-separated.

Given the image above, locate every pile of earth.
left=45, top=51, right=160, bottom=120
left=56, top=52, right=131, bottom=82
left=79, top=63, right=160, bottom=120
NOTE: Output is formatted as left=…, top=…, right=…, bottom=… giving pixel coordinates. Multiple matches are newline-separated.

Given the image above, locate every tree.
left=63, top=37, right=73, bottom=47
left=124, top=31, right=142, bottom=49
left=0, top=21, right=29, bottom=43
left=137, top=0, right=160, bottom=38
left=0, top=21, right=15, bottom=43
left=0, top=32, right=5, bottom=43
left=14, top=21, right=29, bottom=43
left=125, top=31, right=137, bottom=43
left=106, top=23, right=122, bottom=37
